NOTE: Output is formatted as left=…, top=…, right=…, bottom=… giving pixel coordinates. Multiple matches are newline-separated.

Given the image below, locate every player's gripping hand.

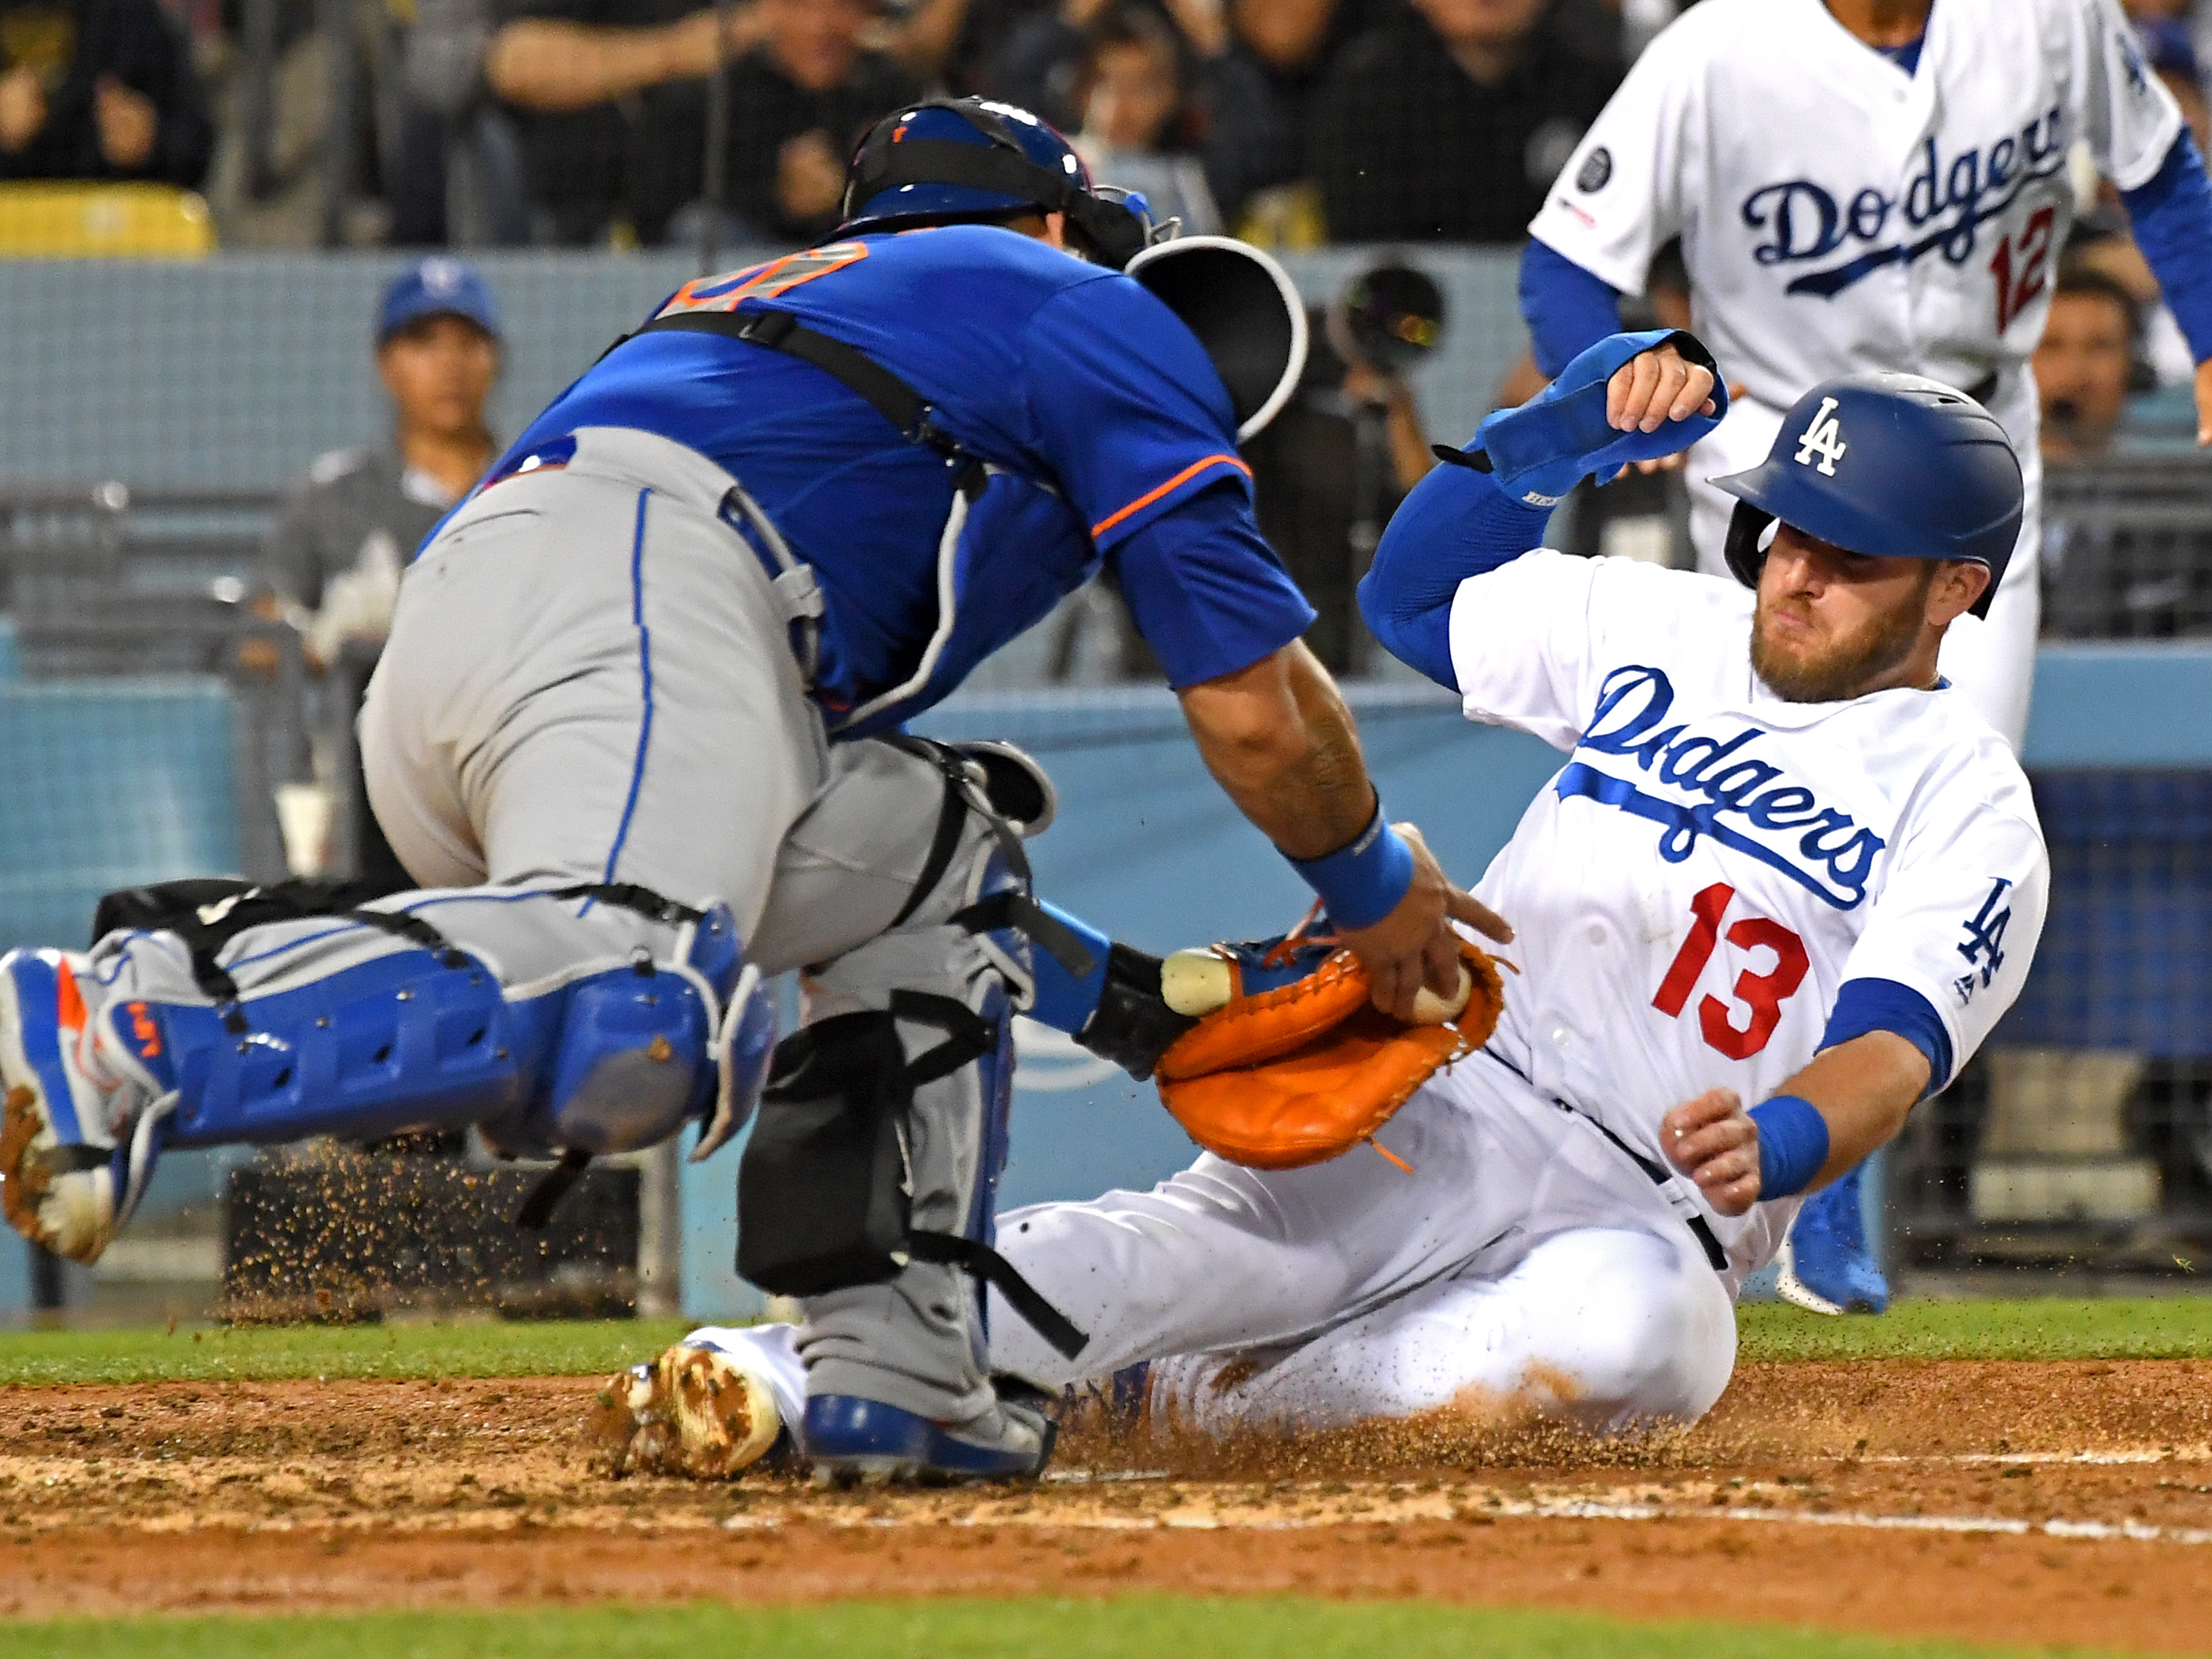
left=1605, top=341, right=1718, bottom=436
left=1340, top=822, right=1513, bottom=1023
left=1661, top=1088, right=1761, bottom=1217
left=1446, top=329, right=1728, bottom=508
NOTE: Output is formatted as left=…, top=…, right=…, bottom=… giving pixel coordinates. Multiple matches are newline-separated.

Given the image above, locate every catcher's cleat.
left=803, top=1392, right=1056, bottom=1486
left=587, top=1342, right=791, bottom=1479
left=1776, top=1164, right=1889, bottom=1316
left=0, top=949, right=166, bottom=1265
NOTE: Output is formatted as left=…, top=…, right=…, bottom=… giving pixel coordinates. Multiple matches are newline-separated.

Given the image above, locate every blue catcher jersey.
left=496, top=226, right=1315, bottom=734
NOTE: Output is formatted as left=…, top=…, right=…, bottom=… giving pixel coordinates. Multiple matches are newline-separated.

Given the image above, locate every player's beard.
left=1749, top=568, right=1934, bottom=703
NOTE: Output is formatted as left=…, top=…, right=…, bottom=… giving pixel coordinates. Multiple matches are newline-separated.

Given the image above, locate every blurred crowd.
left=5, top=0, right=2208, bottom=260
left=0, top=0, right=1658, bottom=247
left=0, top=0, right=1763, bottom=248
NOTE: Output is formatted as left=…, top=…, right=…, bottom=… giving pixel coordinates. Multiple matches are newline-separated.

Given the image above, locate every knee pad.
left=734, top=992, right=1083, bottom=1359
left=495, top=902, right=776, bottom=1158
left=530, top=961, right=716, bottom=1154
left=694, top=963, right=779, bottom=1161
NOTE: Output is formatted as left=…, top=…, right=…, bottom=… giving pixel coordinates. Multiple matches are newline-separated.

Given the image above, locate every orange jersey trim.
left=55, top=960, right=85, bottom=1033
left=1089, top=454, right=1252, bottom=541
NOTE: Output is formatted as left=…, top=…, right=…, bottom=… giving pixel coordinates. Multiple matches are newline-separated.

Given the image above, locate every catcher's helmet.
left=840, top=97, right=1154, bottom=269
left=1712, top=372, right=2023, bottom=620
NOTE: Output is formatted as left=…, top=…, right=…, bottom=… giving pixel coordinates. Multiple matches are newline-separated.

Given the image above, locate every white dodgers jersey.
left=1528, top=0, right=2182, bottom=409
left=1447, top=552, right=2050, bottom=1265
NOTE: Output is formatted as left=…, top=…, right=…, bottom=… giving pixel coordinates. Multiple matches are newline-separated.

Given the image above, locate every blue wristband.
left=1748, top=1094, right=1831, bottom=1199
left=1288, top=800, right=1416, bottom=931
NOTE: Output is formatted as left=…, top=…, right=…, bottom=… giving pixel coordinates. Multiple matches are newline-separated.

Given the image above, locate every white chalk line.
left=1041, top=1450, right=2212, bottom=1479
left=1868, top=1449, right=2210, bottom=1466
left=1492, top=1499, right=2212, bottom=1546
left=721, top=1496, right=2212, bottom=1547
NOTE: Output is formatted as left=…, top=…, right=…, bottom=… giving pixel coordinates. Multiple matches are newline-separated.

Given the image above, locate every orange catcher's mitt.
left=1151, top=914, right=1507, bottom=1170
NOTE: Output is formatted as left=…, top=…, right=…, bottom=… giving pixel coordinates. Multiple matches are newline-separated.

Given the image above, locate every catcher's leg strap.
left=736, top=995, right=1087, bottom=1360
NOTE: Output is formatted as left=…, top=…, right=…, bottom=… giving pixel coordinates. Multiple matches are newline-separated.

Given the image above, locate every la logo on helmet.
left=1794, top=397, right=1848, bottom=476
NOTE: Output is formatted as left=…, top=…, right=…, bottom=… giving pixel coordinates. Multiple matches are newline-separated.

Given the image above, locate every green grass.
left=0, top=1598, right=2163, bottom=1659
left=1736, top=1296, right=2212, bottom=1362
left=3, top=1297, right=2210, bottom=1389
left=0, top=1316, right=693, bottom=1387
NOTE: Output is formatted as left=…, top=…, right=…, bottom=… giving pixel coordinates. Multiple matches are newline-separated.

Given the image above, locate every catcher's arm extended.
left=1177, top=639, right=1508, bottom=1020
left=1661, top=1032, right=1931, bottom=1217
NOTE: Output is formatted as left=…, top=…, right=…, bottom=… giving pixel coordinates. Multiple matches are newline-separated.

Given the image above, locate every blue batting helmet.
left=839, top=97, right=1153, bottom=269
left=1713, top=372, right=2024, bottom=620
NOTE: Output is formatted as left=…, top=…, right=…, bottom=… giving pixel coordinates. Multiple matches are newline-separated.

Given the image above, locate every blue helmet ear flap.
left=1724, top=501, right=1776, bottom=596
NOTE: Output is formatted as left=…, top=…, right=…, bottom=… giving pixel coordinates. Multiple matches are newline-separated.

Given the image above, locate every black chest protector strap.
left=631, top=307, right=986, bottom=501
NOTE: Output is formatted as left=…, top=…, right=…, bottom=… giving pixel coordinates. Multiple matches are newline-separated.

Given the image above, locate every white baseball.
left=1409, top=963, right=1473, bottom=1026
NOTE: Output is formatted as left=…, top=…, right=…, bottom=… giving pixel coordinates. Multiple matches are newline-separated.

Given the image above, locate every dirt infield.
left=6, top=1359, right=2211, bottom=1652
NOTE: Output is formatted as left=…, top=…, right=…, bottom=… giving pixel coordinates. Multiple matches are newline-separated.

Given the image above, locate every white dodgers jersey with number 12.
left=1443, top=547, right=2048, bottom=1260
left=1528, top=0, right=2182, bottom=411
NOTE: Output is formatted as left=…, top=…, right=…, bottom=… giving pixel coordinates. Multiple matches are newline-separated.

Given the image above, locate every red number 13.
left=1651, top=882, right=1811, bottom=1060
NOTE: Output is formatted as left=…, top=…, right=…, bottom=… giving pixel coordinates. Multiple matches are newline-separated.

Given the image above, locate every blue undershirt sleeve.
left=1519, top=239, right=1627, bottom=379
left=1819, top=977, right=1955, bottom=1097
left=2121, top=130, right=2212, bottom=366
left=1356, top=458, right=1554, bottom=691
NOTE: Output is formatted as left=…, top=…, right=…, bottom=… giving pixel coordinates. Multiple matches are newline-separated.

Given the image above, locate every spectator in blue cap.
left=258, top=256, right=504, bottom=887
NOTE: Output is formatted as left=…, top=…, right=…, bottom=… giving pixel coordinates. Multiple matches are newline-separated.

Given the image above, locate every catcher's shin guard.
left=4, top=884, right=777, bottom=1263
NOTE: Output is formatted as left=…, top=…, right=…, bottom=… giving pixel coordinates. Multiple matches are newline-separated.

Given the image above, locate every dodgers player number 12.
left=1527, top=0, right=2207, bottom=750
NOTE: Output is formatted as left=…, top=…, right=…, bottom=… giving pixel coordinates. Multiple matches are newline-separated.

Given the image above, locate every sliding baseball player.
left=0, top=99, right=1495, bottom=1485
left=598, top=334, right=2049, bottom=1466
left=1520, top=0, right=2212, bottom=1312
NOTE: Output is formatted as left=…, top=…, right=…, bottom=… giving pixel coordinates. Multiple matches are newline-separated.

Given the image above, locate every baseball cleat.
left=587, top=1342, right=790, bottom=1479
left=1776, top=1164, right=1890, bottom=1316
left=0, top=949, right=150, bottom=1264
left=802, top=1392, right=1055, bottom=1485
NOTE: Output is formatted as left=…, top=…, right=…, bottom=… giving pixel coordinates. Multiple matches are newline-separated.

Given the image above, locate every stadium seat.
left=0, top=184, right=215, bottom=259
